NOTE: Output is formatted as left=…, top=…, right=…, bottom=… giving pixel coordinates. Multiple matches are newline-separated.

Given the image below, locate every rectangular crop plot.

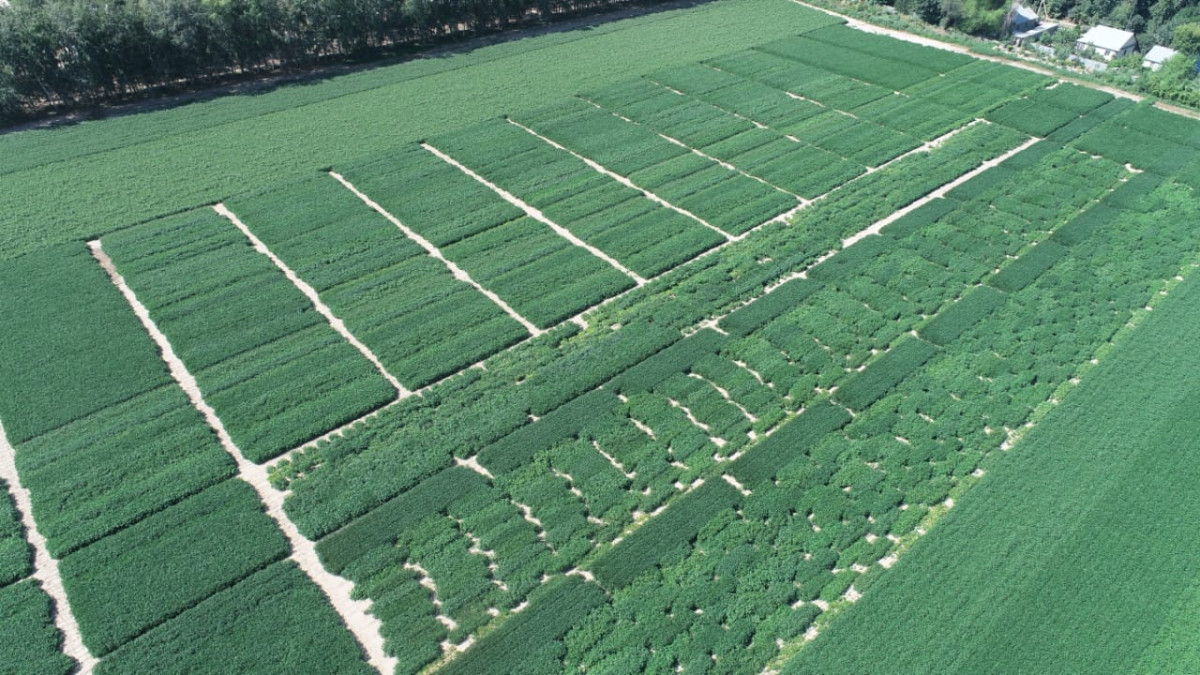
left=649, top=64, right=826, bottom=133
left=227, top=176, right=532, bottom=387
left=711, top=49, right=893, bottom=110
left=514, top=99, right=797, bottom=234
left=0, top=244, right=234, bottom=557
left=59, top=479, right=288, bottom=655
left=96, top=561, right=370, bottom=674
left=429, top=119, right=726, bottom=277
left=102, top=209, right=397, bottom=462
left=758, top=36, right=939, bottom=90
left=343, top=146, right=635, bottom=328
left=834, top=338, right=940, bottom=411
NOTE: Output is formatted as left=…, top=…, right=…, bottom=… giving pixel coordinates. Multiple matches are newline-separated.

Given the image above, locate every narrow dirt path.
left=421, top=143, right=649, bottom=286
left=577, top=95, right=805, bottom=201
left=842, top=134, right=1040, bottom=247
left=507, top=118, right=736, bottom=241
left=89, top=241, right=396, bottom=675
left=214, top=204, right=413, bottom=398
left=0, top=421, right=97, bottom=673
left=330, top=171, right=545, bottom=335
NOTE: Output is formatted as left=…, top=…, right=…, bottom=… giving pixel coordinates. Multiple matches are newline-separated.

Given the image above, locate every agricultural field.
left=2, top=0, right=1200, bottom=672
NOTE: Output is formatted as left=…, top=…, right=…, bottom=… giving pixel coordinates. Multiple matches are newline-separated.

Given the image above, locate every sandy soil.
left=0, top=421, right=97, bottom=672
left=90, top=241, right=397, bottom=675
left=331, top=171, right=544, bottom=336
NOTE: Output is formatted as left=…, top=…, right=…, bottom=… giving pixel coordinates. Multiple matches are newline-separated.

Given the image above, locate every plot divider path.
left=0, top=421, right=97, bottom=673
left=213, top=203, right=413, bottom=398
left=421, top=142, right=649, bottom=286
left=506, top=118, right=737, bottom=241
left=89, top=241, right=396, bottom=675
left=576, top=96, right=805, bottom=202
left=330, top=170, right=545, bottom=336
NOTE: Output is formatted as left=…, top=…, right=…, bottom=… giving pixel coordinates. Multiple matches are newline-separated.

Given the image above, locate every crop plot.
left=101, top=210, right=398, bottom=462
left=4, top=8, right=1200, bottom=675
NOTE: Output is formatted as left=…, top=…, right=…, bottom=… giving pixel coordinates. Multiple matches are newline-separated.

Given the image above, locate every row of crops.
left=268, top=63, right=1126, bottom=668
left=5, top=17, right=1200, bottom=673
left=273, top=52, right=1200, bottom=667
left=0, top=246, right=370, bottom=671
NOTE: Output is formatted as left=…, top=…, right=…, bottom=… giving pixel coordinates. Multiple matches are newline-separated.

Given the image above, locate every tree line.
left=0, top=0, right=661, bottom=125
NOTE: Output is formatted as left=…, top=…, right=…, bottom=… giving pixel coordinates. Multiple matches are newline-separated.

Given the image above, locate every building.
left=1010, top=5, right=1039, bottom=34
left=1075, top=25, right=1138, bottom=61
left=1143, top=45, right=1179, bottom=71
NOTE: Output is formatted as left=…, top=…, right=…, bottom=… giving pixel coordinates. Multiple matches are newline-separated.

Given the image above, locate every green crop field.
left=3, top=0, right=1200, bottom=672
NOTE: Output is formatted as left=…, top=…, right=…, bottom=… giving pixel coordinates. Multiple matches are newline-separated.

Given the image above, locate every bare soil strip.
left=0, top=421, right=97, bottom=673
left=507, top=118, right=737, bottom=241
left=842, top=135, right=1039, bottom=247
left=272, top=123, right=1010, bottom=471
left=421, top=143, right=649, bottom=285
left=576, top=95, right=805, bottom=201
left=330, top=170, right=545, bottom=335
left=89, top=241, right=396, bottom=675
left=214, top=204, right=413, bottom=398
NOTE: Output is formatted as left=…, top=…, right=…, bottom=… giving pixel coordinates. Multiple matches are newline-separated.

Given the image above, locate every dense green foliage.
left=0, top=580, right=73, bottom=675
left=59, top=480, right=288, bottom=655
left=0, top=0, right=756, bottom=125
left=4, top=6, right=1200, bottom=671
left=227, top=174, right=530, bottom=387
left=103, top=209, right=397, bottom=462
left=0, top=245, right=172, bottom=444
left=0, top=481, right=31, bottom=588
left=341, top=145, right=637, bottom=328
left=791, top=227, right=1200, bottom=673
left=97, top=562, right=370, bottom=674
left=0, top=0, right=840, bottom=262
left=0, top=244, right=234, bottom=557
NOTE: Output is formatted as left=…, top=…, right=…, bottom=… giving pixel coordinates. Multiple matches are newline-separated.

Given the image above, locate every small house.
left=1075, top=25, right=1137, bottom=61
left=1010, top=5, right=1039, bottom=34
left=1143, top=45, right=1179, bottom=71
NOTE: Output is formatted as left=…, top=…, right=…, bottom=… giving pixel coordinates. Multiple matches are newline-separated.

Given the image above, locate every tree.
left=1173, top=21, right=1200, bottom=54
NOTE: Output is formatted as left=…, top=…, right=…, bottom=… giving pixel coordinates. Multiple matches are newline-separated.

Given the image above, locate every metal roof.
left=1144, top=45, right=1178, bottom=64
left=1077, top=25, right=1137, bottom=52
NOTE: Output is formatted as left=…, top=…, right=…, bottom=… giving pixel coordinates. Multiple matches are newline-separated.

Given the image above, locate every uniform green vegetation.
left=97, top=562, right=372, bottom=674
left=0, top=580, right=74, bottom=675
left=3, top=2, right=1200, bottom=672
left=103, top=209, right=398, bottom=462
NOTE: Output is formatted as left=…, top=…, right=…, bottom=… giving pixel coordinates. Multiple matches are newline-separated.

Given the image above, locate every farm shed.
left=1075, top=25, right=1137, bottom=61
left=1143, top=45, right=1178, bottom=71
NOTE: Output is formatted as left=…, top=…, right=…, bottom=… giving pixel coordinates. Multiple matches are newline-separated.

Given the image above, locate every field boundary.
left=330, top=171, right=547, bottom=334
left=88, top=240, right=395, bottom=675
left=506, top=117, right=737, bottom=241
left=0, top=421, right=96, bottom=672
left=421, top=143, right=650, bottom=285
left=213, top=204, right=413, bottom=398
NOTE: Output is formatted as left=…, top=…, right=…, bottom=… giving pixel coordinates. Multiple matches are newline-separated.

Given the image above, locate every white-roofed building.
left=1075, top=25, right=1138, bottom=60
left=1143, top=45, right=1179, bottom=71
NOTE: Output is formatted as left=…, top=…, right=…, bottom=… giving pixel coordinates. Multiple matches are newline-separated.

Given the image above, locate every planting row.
left=102, top=209, right=398, bottom=462
left=0, top=245, right=369, bottom=666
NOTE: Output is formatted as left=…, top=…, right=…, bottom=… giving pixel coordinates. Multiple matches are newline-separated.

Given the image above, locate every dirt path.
left=421, top=143, right=650, bottom=286
left=507, top=118, right=736, bottom=241
left=215, top=204, right=413, bottom=398
left=0, top=421, right=97, bottom=673
left=330, top=170, right=546, bottom=335
left=791, top=0, right=1200, bottom=121
left=842, top=134, right=1040, bottom=247
left=89, top=241, right=397, bottom=675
